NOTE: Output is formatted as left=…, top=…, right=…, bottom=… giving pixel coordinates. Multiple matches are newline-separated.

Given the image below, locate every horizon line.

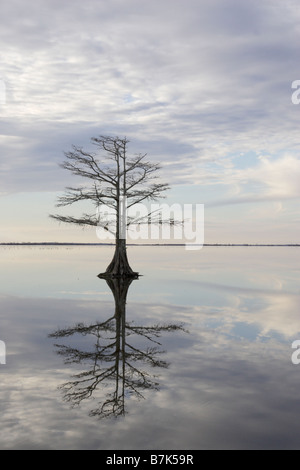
left=0, top=242, right=299, bottom=247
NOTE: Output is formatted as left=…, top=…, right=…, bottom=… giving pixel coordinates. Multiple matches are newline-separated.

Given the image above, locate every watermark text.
left=291, top=80, right=300, bottom=104
left=291, top=340, right=300, bottom=364
left=0, top=340, right=6, bottom=364
left=96, top=200, right=204, bottom=250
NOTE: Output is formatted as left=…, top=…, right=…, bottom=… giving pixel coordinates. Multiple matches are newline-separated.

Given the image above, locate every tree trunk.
left=98, top=238, right=139, bottom=278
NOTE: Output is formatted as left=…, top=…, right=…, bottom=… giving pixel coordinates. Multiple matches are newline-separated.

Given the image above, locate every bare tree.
left=50, top=135, right=171, bottom=277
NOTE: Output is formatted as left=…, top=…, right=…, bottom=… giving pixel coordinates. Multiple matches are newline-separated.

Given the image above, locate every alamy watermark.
left=96, top=199, right=204, bottom=250
left=0, top=341, right=6, bottom=364
left=291, top=340, right=300, bottom=364
left=0, top=79, right=6, bottom=106
left=291, top=80, right=300, bottom=104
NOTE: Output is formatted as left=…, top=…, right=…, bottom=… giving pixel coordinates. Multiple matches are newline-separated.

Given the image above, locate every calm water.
left=0, top=245, right=300, bottom=449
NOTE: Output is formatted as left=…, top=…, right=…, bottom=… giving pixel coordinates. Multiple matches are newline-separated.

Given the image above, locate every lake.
left=0, top=245, right=300, bottom=449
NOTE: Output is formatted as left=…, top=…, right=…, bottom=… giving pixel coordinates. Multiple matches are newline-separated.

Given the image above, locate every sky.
left=0, top=0, right=300, bottom=244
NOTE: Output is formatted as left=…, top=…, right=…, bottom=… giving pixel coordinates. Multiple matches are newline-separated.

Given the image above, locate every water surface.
left=0, top=245, right=300, bottom=449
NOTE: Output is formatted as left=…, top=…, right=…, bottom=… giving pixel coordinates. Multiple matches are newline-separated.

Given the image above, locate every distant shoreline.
left=0, top=242, right=299, bottom=247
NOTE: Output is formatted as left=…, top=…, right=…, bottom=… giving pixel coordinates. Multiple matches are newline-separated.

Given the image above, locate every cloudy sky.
left=1, top=0, right=300, bottom=243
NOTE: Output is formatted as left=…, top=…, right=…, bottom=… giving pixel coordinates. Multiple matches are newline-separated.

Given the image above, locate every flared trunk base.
left=98, top=240, right=139, bottom=279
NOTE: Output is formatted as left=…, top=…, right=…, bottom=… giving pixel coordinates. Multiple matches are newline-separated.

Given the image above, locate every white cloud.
left=247, top=155, right=300, bottom=198
left=227, top=154, right=300, bottom=201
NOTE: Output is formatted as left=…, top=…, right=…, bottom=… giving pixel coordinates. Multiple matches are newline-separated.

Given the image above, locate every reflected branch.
left=49, top=277, right=187, bottom=419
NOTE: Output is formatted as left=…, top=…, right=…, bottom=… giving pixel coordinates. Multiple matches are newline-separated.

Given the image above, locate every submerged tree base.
left=98, top=272, right=139, bottom=279
left=98, top=240, right=139, bottom=279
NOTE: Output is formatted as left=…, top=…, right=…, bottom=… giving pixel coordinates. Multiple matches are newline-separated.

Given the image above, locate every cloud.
left=246, top=155, right=300, bottom=198
left=207, top=154, right=300, bottom=209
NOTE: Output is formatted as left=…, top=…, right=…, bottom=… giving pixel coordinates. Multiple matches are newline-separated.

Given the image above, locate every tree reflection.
left=49, top=277, right=186, bottom=419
